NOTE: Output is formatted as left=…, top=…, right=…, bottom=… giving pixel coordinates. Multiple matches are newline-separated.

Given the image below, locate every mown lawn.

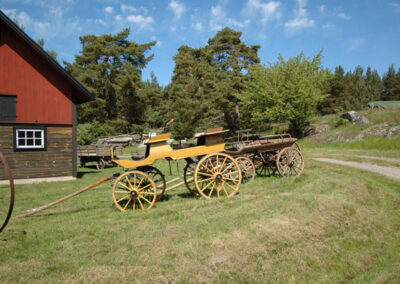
left=1, top=148, right=400, bottom=283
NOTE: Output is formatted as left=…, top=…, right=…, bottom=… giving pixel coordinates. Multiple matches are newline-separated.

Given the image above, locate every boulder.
left=341, top=111, right=369, bottom=125
left=387, top=125, right=400, bottom=138
left=303, top=124, right=330, bottom=137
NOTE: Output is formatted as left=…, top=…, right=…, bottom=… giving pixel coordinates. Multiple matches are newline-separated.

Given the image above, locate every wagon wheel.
left=194, top=153, right=241, bottom=199
left=276, top=147, right=304, bottom=177
left=112, top=170, right=157, bottom=212
left=97, top=159, right=106, bottom=170
left=145, top=166, right=166, bottom=201
left=293, top=142, right=301, bottom=151
left=252, top=153, right=277, bottom=177
left=183, top=163, right=199, bottom=196
left=235, top=156, right=255, bottom=184
left=0, top=152, right=15, bottom=233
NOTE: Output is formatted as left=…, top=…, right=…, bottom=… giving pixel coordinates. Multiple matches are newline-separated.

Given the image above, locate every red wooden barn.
left=0, top=10, right=94, bottom=183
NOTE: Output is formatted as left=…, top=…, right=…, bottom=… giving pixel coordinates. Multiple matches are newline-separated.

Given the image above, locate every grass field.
left=1, top=146, right=400, bottom=283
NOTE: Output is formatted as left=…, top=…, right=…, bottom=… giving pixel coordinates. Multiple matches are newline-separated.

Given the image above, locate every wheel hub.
left=214, top=173, right=223, bottom=183
left=130, top=190, right=138, bottom=199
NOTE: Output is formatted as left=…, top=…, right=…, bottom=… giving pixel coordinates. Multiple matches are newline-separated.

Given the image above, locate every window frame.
left=13, top=127, right=47, bottom=152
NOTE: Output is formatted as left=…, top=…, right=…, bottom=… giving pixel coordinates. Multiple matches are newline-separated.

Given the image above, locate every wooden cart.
left=78, top=145, right=123, bottom=169
left=225, top=133, right=304, bottom=180
left=110, top=128, right=242, bottom=212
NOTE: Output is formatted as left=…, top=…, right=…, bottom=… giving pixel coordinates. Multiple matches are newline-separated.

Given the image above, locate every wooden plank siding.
left=0, top=125, right=73, bottom=180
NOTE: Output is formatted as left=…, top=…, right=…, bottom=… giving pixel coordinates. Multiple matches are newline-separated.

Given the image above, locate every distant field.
left=1, top=145, right=400, bottom=283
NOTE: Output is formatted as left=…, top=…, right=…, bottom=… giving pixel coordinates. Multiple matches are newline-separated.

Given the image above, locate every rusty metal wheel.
left=144, top=166, right=166, bottom=201
left=183, top=163, right=199, bottom=196
left=0, top=152, right=15, bottom=233
left=235, top=156, right=255, bottom=184
left=194, top=153, right=241, bottom=199
left=276, top=147, right=304, bottom=177
left=112, top=170, right=157, bottom=211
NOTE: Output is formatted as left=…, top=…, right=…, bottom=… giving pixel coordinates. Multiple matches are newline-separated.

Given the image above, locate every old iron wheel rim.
left=183, top=163, right=199, bottom=197
left=252, top=153, right=277, bottom=177
left=112, top=170, right=157, bottom=212
left=145, top=166, right=166, bottom=201
left=276, top=147, right=304, bottom=177
left=235, top=156, right=255, bottom=184
left=194, top=153, right=241, bottom=199
left=0, top=152, right=15, bottom=233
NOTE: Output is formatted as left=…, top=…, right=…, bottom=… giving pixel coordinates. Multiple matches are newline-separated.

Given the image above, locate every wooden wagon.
left=77, top=145, right=123, bottom=169
left=224, top=132, right=304, bottom=182
left=110, top=128, right=242, bottom=212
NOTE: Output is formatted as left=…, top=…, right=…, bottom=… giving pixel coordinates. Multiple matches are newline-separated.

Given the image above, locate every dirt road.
left=312, top=157, right=400, bottom=182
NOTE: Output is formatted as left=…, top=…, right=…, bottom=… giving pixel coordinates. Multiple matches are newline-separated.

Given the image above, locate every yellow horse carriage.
left=110, top=128, right=242, bottom=212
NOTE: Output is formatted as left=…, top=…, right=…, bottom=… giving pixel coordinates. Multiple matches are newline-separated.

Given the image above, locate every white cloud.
left=121, top=4, right=137, bottom=13
left=209, top=5, right=247, bottom=31
left=192, top=21, right=204, bottom=32
left=285, top=0, right=314, bottom=32
left=168, top=0, right=186, bottom=20
left=319, top=5, right=326, bottom=13
left=244, top=0, right=281, bottom=23
left=104, top=6, right=114, bottom=13
left=121, top=14, right=154, bottom=30
left=337, top=13, right=351, bottom=20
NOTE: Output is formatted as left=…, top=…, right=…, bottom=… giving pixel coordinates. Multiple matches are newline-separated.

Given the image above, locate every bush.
left=334, top=118, right=348, bottom=128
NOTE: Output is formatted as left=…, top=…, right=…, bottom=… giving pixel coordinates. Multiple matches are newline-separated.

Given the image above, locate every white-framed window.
left=14, top=127, right=47, bottom=151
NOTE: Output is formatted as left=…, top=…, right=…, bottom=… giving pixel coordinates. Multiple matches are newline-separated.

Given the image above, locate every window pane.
left=18, top=139, right=25, bottom=146
left=34, top=139, right=42, bottom=146
left=34, top=131, right=42, bottom=138
left=27, top=131, right=33, bottom=138
left=18, top=131, right=25, bottom=138
left=27, top=139, right=34, bottom=146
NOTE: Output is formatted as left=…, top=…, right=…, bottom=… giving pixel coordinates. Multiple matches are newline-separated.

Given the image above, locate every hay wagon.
left=110, top=128, right=242, bottom=212
left=224, top=131, right=304, bottom=180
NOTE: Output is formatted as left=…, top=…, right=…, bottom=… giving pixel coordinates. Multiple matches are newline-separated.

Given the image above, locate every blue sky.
left=2, top=0, right=400, bottom=86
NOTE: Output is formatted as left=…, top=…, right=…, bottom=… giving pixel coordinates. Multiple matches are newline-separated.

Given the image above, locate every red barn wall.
left=0, top=24, right=72, bottom=125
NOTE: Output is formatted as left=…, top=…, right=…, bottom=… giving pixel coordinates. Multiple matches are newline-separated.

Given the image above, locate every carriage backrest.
left=145, top=133, right=173, bottom=157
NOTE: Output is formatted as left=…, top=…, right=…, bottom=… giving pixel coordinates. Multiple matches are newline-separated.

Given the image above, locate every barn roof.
left=0, top=10, right=94, bottom=104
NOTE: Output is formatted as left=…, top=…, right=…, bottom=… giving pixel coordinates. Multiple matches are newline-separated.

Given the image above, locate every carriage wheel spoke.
left=221, top=184, right=230, bottom=197
left=123, top=198, right=131, bottom=210
left=117, top=182, right=131, bottom=191
left=137, top=198, right=145, bottom=210
left=117, top=195, right=130, bottom=203
left=139, top=195, right=152, bottom=204
left=220, top=162, right=234, bottom=174
left=208, top=182, right=217, bottom=198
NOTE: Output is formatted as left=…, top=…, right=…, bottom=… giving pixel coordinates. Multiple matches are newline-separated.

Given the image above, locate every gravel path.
left=312, top=158, right=400, bottom=182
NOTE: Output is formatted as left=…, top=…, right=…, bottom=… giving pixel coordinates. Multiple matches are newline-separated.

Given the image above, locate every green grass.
left=1, top=151, right=400, bottom=283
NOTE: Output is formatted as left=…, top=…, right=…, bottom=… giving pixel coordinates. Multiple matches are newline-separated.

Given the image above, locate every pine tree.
left=65, top=29, right=155, bottom=123
left=206, top=27, right=260, bottom=130
left=381, top=65, right=397, bottom=100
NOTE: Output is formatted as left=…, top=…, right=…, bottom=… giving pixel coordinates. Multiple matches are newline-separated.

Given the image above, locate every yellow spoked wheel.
left=194, top=153, right=241, bottom=199
left=276, top=147, right=304, bottom=177
left=112, top=170, right=157, bottom=212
